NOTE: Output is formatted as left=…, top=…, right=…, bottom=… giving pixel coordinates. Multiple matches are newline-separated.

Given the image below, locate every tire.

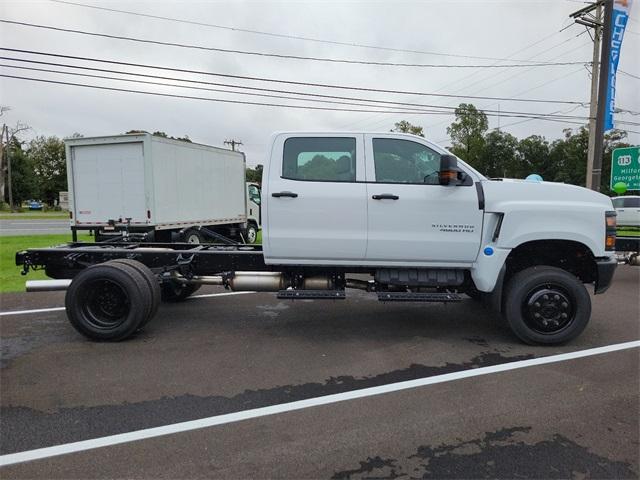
left=107, top=259, right=160, bottom=326
left=503, top=266, right=591, bottom=345
left=244, top=223, right=259, bottom=244
left=161, top=282, right=201, bottom=302
left=182, top=228, right=205, bottom=244
left=65, top=262, right=153, bottom=341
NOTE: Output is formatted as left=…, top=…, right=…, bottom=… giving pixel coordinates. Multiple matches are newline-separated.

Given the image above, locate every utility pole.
left=586, top=3, right=602, bottom=190
left=570, top=0, right=610, bottom=191
left=224, top=139, right=243, bottom=151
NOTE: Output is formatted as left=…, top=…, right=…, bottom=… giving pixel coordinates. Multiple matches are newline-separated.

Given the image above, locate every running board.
left=377, top=292, right=462, bottom=302
left=277, top=290, right=346, bottom=300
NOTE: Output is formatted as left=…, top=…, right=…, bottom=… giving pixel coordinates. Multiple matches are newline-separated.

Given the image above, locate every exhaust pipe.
left=26, top=279, right=72, bottom=292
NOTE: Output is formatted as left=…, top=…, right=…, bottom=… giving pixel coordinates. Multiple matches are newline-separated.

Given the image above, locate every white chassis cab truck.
left=17, top=132, right=618, bottom=345
left=65, top=134, right=261, bottom=244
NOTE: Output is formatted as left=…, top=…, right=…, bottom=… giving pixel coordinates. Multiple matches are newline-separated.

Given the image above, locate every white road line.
left=0, top=307, right=66, bottom=316
left=0, top=291, right=256, bottom=316
left=189, top=291, right=256, bottom=299
left=1, top=340, right=638, bottom=467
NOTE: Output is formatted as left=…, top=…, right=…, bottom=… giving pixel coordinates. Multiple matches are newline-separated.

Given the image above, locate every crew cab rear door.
left=364, top=134, right=483, bottom=264
left=263, top=134, right=367, bottom=263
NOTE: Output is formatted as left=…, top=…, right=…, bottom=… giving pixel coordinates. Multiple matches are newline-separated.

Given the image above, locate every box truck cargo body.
left=65, top=134, right=259, bottom=242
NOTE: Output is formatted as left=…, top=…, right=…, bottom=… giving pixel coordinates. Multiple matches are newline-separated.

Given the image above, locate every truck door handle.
left=372, top=194, right=399, bottom=200
left=272, top=191, right=298, bottom=198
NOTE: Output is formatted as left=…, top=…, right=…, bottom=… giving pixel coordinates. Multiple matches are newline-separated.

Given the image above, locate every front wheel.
left=244, top=224, right=259, bottom=244
left=503, top=266, right=591, bottom=345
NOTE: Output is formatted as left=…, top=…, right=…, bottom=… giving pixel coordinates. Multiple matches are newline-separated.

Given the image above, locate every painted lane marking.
left=0, top=291, right=256, bottom=316
left=1, top=340, right=638, bottom=467
left=0, top=307, right=66, bottom=316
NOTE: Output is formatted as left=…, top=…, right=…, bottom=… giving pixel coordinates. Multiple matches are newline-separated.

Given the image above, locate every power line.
left=0, top=74, right=591, bottom=126
left=619, top=70, right=640, bottom=80
left=0, top=48, right=589, bottom=106
left=0, top=59, right=591, bottom=119
left=48, top=0, right=585, bottom=64
left=0, top=20, right=588, bottom=69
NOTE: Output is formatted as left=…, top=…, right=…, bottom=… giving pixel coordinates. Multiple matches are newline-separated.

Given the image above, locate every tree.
left=246, top=164, right=263, bottom=183
left=391, top=120, right=424, bottom=137
left=516, top=135, right=552, bottom=180
left=478, top=130, right=519, bottom=178
left=446, top=103, right=488, bottom=168
left=5, top=138, right=38, bottom=205
left=28, top=136, right=66, bottom=206
left=125, top=130, right=192, bottom=142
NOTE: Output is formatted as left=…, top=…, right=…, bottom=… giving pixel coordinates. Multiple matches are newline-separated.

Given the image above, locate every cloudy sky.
left=1, top=0, right=638, bottom=166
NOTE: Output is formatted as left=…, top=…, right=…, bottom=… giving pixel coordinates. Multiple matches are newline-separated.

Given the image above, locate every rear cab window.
left=283, top=137, right=356, bottom=182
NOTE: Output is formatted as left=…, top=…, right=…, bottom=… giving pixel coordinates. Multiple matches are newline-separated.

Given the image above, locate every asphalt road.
left=0, top=266, right=638, bottom=478
left=0, top=219, right=71, bottom=236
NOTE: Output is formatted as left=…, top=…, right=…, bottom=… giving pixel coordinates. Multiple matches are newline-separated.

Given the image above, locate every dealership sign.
left=611, top=146, right=640, bottom=191
left=605, top=0, right=633, bottom=131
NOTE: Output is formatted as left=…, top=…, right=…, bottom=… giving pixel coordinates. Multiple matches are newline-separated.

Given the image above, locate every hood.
left=481, top=179, right=614, bottom=212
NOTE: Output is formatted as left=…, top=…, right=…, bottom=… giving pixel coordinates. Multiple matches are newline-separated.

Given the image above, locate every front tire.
left=182, top=228, right=205, bottom=244
left=244, top=224, right=258, bottom=244
left=503, top=266, right=591, bottom=345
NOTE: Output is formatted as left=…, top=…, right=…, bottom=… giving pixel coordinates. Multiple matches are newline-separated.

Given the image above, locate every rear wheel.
left=65, top=262, right=152, bottom=341
left=161, top=281, right=201, bottom=302
left=503, top=266, right=591, bottom=345
left=108, top=259, right=160, bottom=326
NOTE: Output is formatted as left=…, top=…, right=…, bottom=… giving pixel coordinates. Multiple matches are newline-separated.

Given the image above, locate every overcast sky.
left=1, top=0, right=638, bottom=166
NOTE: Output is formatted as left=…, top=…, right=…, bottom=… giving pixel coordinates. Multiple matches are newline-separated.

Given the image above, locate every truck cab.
left=245, top=182, right=262, bottom=244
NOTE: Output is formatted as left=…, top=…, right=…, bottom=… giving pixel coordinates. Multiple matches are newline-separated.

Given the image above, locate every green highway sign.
left=610, top=146, right=640, bottom=191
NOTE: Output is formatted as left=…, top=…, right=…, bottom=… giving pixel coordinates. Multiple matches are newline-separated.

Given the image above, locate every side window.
left=283, top=137, right=356, bottom=182
left=612, top=198, right=624, bottom=208
left=248, top=184, right=261, bottom=204
left=372, top=138, right=441, bottom=184
left=624, top=197, right=640, bottom=207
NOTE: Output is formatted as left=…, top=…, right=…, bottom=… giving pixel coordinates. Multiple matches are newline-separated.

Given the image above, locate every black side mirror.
left=439, top=155, right=460, bottom=186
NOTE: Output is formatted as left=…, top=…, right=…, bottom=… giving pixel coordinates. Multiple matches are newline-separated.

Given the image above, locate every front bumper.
left=594, top=255, right=617, bottom=294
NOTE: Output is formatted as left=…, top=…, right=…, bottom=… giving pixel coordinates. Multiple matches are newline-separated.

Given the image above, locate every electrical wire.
left=0, top=20, right=588, bottom=69
left=0, top=48, right=589, bottom=106
left=0, top=59, right=592, bottom=120
left=0, top=73, right=591, bottom=125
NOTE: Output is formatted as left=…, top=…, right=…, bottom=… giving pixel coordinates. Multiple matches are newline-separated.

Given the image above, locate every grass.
left=0, top=234, right=91, bottom=293
left=0, top=211, right=69, bottom=220
left=618, top=228, right=640, bottom=237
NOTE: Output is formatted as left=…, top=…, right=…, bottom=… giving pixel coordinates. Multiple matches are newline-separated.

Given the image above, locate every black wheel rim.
left=522, top=283, right=575, bottom=335
left=80, top=279, right=130, bottom=330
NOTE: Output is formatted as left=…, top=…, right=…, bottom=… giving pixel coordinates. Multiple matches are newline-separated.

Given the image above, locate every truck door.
left=264, top=135, right=367, bottom=263
left=364, top=134, right=483, bottom=264
left=246, top=183, right=262, bottom=226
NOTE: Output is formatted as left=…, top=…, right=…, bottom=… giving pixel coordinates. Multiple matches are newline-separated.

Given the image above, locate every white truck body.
left=66, top=134, right=247, bottom=231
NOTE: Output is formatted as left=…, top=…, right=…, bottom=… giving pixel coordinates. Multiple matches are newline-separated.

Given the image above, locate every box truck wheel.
left=107, top=259, right=160, bottom=326
left=503, top=266, right=591, bottom=345
left=65, top=262, right=153, bottom=341
left=244, top=223, right=259, bottom=244
left=183, top=229, right=205, bottom=244
left=161, top=282, right=201, bottom=302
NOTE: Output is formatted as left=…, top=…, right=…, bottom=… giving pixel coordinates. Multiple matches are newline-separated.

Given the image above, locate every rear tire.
left=108, top=259, right=160, bottom=326
left=161, top=282, right=201, bottom=302
left=65, top=262, right=152, bottom=341
left=503, top=266, right=591, bottom=345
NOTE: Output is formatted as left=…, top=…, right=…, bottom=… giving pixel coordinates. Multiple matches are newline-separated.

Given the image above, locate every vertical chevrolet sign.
left=605, top=0, right=633, bottom=131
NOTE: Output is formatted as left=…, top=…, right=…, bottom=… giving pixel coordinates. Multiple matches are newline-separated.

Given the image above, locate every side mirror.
left=439, top=155, right=460, bottom=186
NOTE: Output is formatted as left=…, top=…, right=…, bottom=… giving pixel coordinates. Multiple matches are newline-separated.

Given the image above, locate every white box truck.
left=65, top=133, right=261, bottom=243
